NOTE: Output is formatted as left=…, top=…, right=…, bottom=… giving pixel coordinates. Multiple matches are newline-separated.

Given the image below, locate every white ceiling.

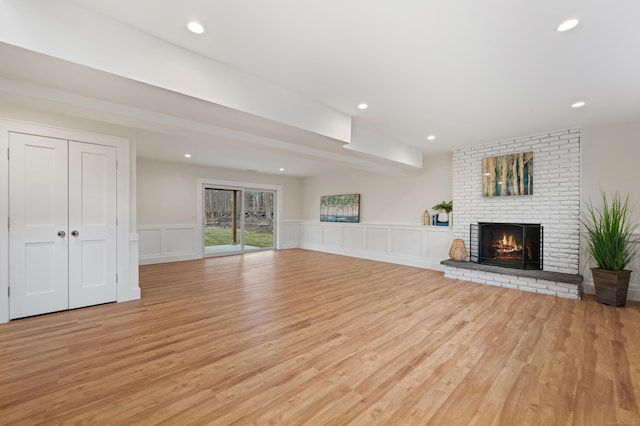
left=2, top=0, right=640, bottom=176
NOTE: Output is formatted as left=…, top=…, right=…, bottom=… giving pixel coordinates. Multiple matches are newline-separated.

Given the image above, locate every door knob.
left=71, top=230, right=79, bottom=237
left=57, top=231, right=66, bottom=238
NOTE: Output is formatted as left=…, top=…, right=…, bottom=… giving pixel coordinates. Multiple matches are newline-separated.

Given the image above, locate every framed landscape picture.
left=320, top=194, right=360, bottom=222
left=482, top=151, right=533, bottom=197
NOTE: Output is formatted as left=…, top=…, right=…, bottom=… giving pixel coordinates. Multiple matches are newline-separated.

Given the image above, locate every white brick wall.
left=452, top=128, right=581, bottom=274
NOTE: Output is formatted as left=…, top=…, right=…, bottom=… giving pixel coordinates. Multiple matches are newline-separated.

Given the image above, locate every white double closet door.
left=9, top=133, right=117, bottom=319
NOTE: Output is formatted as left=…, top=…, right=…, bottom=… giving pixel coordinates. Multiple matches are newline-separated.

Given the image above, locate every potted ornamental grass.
left=581, top=191, right=639, bottom=306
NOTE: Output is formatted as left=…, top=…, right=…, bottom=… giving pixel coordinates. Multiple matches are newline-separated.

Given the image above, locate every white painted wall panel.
left=426, top=231, right=453, bottom=260
left=138, top=224, right=199, bottom=265
left=365, top=227, right=388, bottom=253
left=390, top=228, right=422, bottom=257
left=164, top=227, right=196, bottom=254
left=299, top=221, right=452, bottom=271
left=138, top=228, right=161, bottom=257
left=280, top=221, right=299, bottom=249
left=322, top=225, right=342, bottom=247
left=342, top=227, right=364, bottom=250
left=306, top=224, right=322, bottom=245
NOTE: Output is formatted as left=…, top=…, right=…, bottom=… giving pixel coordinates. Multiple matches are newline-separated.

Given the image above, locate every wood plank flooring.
left=1, top=249, right=640, bottom=425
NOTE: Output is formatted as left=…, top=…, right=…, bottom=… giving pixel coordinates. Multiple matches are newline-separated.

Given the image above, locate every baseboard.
left=138, top=253, right=201, bottom=265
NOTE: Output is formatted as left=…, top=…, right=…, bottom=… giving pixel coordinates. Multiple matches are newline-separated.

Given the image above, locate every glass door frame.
left=196, top=178, right=281, bottom=258
left=203, top=187, right=245, bottom=256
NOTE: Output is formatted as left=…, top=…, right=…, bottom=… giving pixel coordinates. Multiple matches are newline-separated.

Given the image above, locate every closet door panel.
left=9, top=133, right=69, bottom=319
left=68, top=142, right=117, bottom=309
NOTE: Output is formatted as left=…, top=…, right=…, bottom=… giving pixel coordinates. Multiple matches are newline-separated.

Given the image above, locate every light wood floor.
left=1, top=249, right=640, bottom=425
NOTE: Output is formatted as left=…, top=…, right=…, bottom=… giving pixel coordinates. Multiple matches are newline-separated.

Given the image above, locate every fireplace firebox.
left=470, top=223, right=542, bottom=270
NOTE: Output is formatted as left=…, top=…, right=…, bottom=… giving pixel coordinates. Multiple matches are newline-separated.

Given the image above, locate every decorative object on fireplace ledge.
left=581, top=191, right=638, bottom=306
left=449, top=239, right=467, bottom=262
left=320, top=194, right=360, bottom=223
left=482, top=151, right=533, bottom=197
left=432, top=200, right=453, bottom=224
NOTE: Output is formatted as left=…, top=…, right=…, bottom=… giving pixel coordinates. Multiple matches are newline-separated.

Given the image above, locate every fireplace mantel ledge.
left=440, top=260, right=583, bottom=285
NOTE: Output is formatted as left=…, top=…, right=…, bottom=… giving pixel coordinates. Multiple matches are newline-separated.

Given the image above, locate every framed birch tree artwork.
left=482, top=152, right=533, bottom=197
left=320, top=194, right=360, bottom=222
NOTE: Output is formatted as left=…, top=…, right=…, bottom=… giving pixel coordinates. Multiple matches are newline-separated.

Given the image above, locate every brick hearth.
left=441, top=260, right=582, bottom=300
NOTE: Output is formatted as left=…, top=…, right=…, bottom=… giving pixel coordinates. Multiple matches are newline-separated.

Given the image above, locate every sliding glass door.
left=243, top=190, right=275, bottom=252
left=203, top=187, right=275, bottom=256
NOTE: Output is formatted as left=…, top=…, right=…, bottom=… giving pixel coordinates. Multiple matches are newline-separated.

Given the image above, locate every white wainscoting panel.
left=138, top=224, right=199, bottom=265
left=390, top=228, right=422, bottom=257
left=279, top=221, right=300, bottom=249
left=322, top=225, right=343, bottom=247
left=306, top=224, right=323, bottom=245
left=138, top=221, right=453, bottom=273
left=138, top=228, right=161, bottom=257
left=343, top=227, right=365, bottom=250
left=426, top=230, right=454, bottom=260
left=365, top=227, right=388, bottom=253
left=297, top=221, right=452, bottom=271
left=164, top=227, right=196, bottom=254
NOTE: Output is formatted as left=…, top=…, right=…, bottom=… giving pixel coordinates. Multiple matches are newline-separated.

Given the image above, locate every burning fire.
left=497, top=233, right=522, bottom=255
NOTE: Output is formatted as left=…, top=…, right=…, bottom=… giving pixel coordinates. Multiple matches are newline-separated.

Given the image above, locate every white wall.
left=301, top=152, right=453, bottom=224
left=137, top=158, right=303, bottom=225
left=581, top=120, right=640, bottom=299
left=136, top=158, right=303, bottom=264
left=582, top=121, right=640, bottom=224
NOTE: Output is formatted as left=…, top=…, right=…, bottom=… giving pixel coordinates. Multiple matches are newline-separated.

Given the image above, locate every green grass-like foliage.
left=433, top=200, right=453, bottom=213
left=205, top=228, right=274, bottom=248
left=581, top=192, right=638, bottom=271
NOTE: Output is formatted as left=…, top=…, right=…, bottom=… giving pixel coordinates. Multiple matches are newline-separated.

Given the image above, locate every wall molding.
left=138, top=224, right=200, bottom=265
left=293, top=220, right=453, bottom=271
left=138, top=220, right=453, bottom=271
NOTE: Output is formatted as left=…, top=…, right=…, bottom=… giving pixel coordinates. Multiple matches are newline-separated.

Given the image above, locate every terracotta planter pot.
left=591, top=268, right=632, bottom=307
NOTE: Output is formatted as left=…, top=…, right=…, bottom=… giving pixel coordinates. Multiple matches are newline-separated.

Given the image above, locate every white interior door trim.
left=196, top=178, right=282, bottom=259
left=0, top=118, right=136, bottom=323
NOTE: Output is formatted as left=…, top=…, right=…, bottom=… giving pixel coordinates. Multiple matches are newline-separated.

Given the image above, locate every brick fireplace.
left=443, top=128, right=582, bottom=299
left=472, top=222, right=542, bottom=270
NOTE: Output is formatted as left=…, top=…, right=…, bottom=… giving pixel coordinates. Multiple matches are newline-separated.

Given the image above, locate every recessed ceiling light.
left=427, top=135, right=436, bottom=141
left=557, top=19, right=579, bottom=32
left=571, top=101, right=586, bottom=109
left=184, top=153, right=192, bottom=158
left=187, top=21, right=205, bottom=34
left=358, top=103, right=368, bottom=110
left=279, top=168, right=285, bottom=172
